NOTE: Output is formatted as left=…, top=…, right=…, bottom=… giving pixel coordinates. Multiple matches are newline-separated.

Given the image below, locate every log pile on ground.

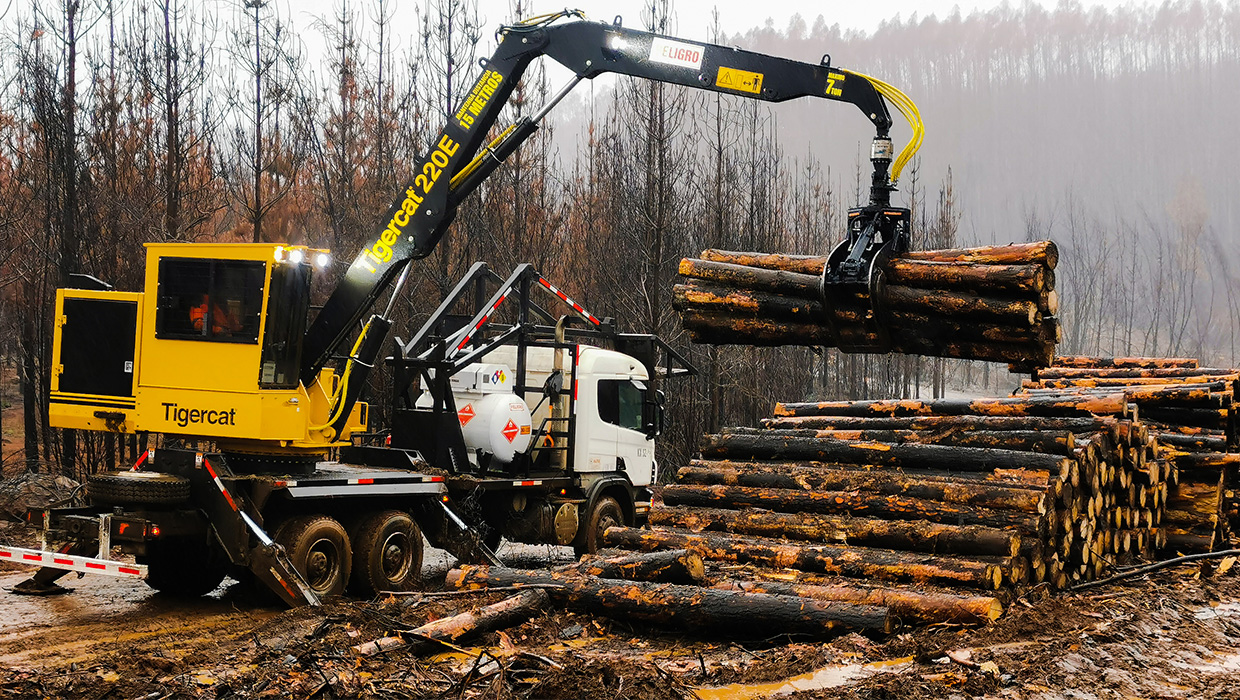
left=604, top=393, right=1170, bottom=598
left=1021, top=355, right=1240, bottom=553
left=672, top=241, right=1060, bottom=367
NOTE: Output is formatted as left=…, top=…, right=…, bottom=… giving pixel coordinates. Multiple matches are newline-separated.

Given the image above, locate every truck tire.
left=140, top=538, right=228, bottom=597
left=87, top=471, right=190, bottom=507
left=574, top=495, right=624, bottom=556
left=349, top=510, right=423, bottom=597
left=275, top=515, right=352, bottom=599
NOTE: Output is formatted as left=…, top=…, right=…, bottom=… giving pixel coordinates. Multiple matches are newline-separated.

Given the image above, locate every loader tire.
left=275, top=515, right=352, bottom=599
left=140, top=538, right=229, bottom=597
left=87, top=471, right=190, bottom=507
left=349, top=510, right=423, bottom=597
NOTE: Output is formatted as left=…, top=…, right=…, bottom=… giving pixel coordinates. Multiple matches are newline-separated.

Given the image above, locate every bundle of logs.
left=673, top=241, right=1060, bottom=367
left=1022, top=355, right=1240, bottom=553
left=598, top=392, right=1172, bottom=604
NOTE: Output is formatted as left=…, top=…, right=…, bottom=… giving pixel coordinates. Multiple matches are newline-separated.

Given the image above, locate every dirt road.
left=0, top=571, right=275, bottom=671
left=5, top=553, right=1240, bottom=699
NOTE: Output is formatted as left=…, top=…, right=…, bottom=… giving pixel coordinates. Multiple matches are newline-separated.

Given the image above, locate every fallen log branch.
left=714, top=579, right=1003, bottom=626
left=446, top=565, right=893, bottom=634
left=351, top=588, right=548, bottom=656
left=563, top=549, right=706, bottom=585
left=1069, top=549, right=1240, bottom=591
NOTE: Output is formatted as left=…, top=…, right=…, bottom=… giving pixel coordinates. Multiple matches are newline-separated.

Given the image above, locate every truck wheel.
left=87, top=471, right=190, bottom=507
left=275, top=515, right=352, bottom=598
left=349, top=511, right=423, bottom=597
left=574, top=496, right=624, bottom=556
left=140, top=538, right=228, bottom=597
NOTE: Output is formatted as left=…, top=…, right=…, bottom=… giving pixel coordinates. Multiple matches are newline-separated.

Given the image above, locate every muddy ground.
left=2, top=530, right=1240, bottom=700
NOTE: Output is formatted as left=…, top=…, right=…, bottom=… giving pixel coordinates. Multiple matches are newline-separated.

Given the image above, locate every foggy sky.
left=287, top=0, right=1140, bottom=48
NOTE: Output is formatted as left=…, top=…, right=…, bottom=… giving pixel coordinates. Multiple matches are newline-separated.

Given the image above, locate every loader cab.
left=149, top=246, right=313, bottom=391
left=49, top=243, right=365, bottom=450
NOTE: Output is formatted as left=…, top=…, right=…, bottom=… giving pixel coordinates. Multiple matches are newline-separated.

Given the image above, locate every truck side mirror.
left=644, top=389, right=666, bottom=438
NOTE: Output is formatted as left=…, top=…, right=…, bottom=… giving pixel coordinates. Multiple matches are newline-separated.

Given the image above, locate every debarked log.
left=901, top=241, right=1058, bottom=269
left=660, top=484, right=1049, bottom=532
left=648, top=505, right=1021, bottom=557
left=445, top=565, right=893, bottom=634
left=602, top=526, right=1007, bottom=589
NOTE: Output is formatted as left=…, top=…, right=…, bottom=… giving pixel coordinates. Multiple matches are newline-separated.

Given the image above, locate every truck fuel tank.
left=459, top=392, right=532, bottom=463
left=418, top=363, right=533, bottom=463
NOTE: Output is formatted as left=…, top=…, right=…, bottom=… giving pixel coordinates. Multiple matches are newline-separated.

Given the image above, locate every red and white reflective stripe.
left=130, top=449, right=152, bottom=472
left=0, top=546, right=146, bottom=579
left=202, top=457, right=239, bottom=512
left=512, top=480, right=543, bottom=487
left=347, top=478, right=375, bottom=485
left=455, top=290, right=514, bottom=351
left=537, top=278, right=601, bottom=325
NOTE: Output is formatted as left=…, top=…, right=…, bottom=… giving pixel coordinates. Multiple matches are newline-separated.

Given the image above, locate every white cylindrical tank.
left=458, top=393, right=532, bottom=463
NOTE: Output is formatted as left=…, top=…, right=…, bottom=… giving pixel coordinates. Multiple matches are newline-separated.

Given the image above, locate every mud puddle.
left=694, top=656, right=913, bottom=699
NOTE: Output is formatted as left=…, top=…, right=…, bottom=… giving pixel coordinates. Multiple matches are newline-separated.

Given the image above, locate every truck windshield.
left=598, top=379, right=644, bottom=431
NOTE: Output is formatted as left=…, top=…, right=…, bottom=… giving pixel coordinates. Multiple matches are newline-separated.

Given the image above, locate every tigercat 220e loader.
left=3, top=11, right=924, bottom=606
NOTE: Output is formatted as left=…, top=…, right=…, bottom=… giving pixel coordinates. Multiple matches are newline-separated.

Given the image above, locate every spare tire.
left=87, top=471, right=191, bottom=506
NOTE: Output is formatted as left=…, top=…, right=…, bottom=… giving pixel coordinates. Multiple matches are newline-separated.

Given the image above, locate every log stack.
left=1022, top=355, right=1240, bottom=553
left=601, top=393, right=1168, bottom=603
left=673, top=241, right=1060, bottom=367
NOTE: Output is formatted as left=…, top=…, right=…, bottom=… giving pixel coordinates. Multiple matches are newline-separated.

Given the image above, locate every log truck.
left=1, top=11, right=923, bottom=606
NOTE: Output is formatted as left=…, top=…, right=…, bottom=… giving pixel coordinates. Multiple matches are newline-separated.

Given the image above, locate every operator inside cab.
left=190, top=293, right=243, bottom=337
left=155, top=257, right=264, bottom=343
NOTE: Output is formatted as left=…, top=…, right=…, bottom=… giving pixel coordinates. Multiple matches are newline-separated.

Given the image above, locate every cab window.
left=156, top=258, right=265, bottom=343
left=597, top=379, right=644, bottom=431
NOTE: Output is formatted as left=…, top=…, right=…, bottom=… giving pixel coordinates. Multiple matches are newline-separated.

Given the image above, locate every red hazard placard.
left=458, top=404, right=475, bottom=426
left=501, top=419, right=519, bottom=443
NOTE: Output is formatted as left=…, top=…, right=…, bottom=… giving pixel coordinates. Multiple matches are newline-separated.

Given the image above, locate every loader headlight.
left=315, top=252, right=330, bottom=268
left=273, top=245, right=285, bottom=262
left=288, top=248, right=304, bottom=264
